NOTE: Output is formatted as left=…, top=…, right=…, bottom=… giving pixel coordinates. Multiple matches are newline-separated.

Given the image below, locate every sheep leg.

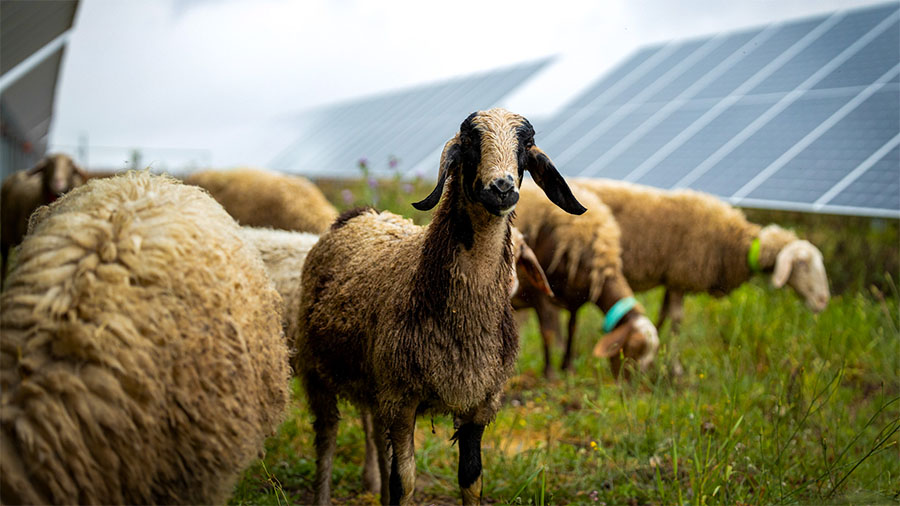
left=374, top=417, right=392, bottom=506
left=362, top=410, right=392, bottom=505
left=657, top=289, right=670, bottom=330
left=560, top=307, right=580, bottom=373
left=664, top=290, right=685, bottom=377
left=455, top=422, right=485, bottom=505
left=388, top=406, right=417, bottom=506
left=534, top=296, right=560, bottom=379
left=307, top=373, right=340, bottom=506
left=362, top=410, right=381, bottom=494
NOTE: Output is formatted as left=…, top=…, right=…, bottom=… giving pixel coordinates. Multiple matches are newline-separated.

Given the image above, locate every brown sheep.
left=296, top=108, right=585, bottom=505
left=573, top=179, right=830, bottom=328
left=513, top=180, right=659, bottom=379
left=1, top=153, right=87, bottom=284
left=573, top=179, right=830, bottom=373
left=357, top=226, right=552, bottom=496
left=184, top=167, right=338, bottom=233
left=240, top=225, right=551, bottom=498
left=0, top=172, right=291, bottom=504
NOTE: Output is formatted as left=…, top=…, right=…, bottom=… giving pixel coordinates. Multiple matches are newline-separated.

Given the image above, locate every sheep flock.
left=0, top=109, right=834, bottom=505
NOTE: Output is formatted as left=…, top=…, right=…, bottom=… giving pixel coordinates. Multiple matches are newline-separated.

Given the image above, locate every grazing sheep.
left=573, top=178, right=830, bottom=334
left=296, top=108, right=585, bottom=505
left=0, top=172, right=291, bottom=505
left=185, top=168, right=338, bottom=234
left=1, top=153, right=86, bottom=284
left=513, top=181, right=659, bottom=378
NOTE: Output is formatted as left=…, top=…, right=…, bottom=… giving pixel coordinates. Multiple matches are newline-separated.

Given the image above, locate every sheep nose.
left=490, top=176, right=515, bottom=198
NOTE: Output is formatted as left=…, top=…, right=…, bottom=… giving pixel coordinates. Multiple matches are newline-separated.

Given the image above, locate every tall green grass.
left=230, top=176, right=899, bottom=505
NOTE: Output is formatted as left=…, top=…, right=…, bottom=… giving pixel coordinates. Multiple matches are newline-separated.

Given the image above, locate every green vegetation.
left=231, top=175, right=899, bottom=505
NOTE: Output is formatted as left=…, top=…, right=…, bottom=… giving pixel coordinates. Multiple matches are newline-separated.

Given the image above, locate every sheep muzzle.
left=477, top=175, right=519, bottom=216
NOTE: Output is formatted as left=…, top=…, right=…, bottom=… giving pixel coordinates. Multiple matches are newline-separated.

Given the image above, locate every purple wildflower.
left=341, top=189, right=354, bottom=204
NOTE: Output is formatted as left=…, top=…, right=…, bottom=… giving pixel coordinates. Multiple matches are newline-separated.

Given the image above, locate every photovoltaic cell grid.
left=270, top=58, right=551, bottom=178
left=543, top=2, right=900, bottom=218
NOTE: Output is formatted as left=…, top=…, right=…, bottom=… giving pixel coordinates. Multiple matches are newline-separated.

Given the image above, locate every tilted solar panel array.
left=542, top=2, right=899, bottom=217
left=270, top=58, right=551, bottom=178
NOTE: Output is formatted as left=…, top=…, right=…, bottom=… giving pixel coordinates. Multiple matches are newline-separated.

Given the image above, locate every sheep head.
left=772, top=239, right=830, bottom=313
left=413, top=108, right=586, bottom=217
left=593, top=314, right=660, bottom=378
left=26, top=153, right=86, bottom=201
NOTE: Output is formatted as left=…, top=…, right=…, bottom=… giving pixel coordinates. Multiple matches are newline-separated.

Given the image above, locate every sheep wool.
left=185, top=167, right=338, bottom=234
left=240, top=226, right=319, bottom=343
left=515, top=180, right=621, bottom=303
left=0, top=172, right=291, bottom=505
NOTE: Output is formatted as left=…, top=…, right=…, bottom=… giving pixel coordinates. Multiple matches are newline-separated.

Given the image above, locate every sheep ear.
left=73, top=162, right=89, bottom=181
left=518, top=242, right=553, bottom=297
left=592, top=324, right=631, bottom=358
left=772, top=248, right=793, bottom=288
left=526, top=146, right=586, bottom=215
left=412, top=136, right=459, bottom=211
left=26, top=158, right=49, bottom=176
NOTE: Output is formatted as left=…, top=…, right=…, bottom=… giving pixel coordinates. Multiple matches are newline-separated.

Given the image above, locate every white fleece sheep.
left=0, top=172, right=291, bottom=505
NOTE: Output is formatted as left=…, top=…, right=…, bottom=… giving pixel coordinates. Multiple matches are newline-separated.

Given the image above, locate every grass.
left=230, top=174, right=900, bottom=505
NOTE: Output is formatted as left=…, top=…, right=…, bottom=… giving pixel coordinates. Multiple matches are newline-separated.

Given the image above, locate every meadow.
left=230, top=172, right=900, bottom=505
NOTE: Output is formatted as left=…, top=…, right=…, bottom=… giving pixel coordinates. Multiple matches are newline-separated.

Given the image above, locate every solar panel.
left=561, top=46, right=662, bottom=113
left=825, top=144, right=899, bottom=209
left=545, top=1, right=900, bottom=217
left=271, top=59, right=551, bottom=178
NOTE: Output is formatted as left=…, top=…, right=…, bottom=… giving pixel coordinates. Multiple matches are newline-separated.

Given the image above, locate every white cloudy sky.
left=49, top=0, right=885, bottom=169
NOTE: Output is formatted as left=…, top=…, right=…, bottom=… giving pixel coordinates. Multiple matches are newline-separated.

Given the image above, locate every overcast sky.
left=49, top=0, right=887, bottom=169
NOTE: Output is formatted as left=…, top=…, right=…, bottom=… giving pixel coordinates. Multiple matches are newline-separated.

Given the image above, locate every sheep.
left=184, top=167, right=338, bottom=234
left=240, top=224, right=552, bottom=498
left=0, top=172, right=291, bottom=505
left=573, top=179, right=830, bottom=377
left=512, top=180, right=659, bottom=379
left=359, top=225, right=552, bottom=496
left=295, top=108, right=585, bottom=505
left=1, top=153, right=87, bottom=285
